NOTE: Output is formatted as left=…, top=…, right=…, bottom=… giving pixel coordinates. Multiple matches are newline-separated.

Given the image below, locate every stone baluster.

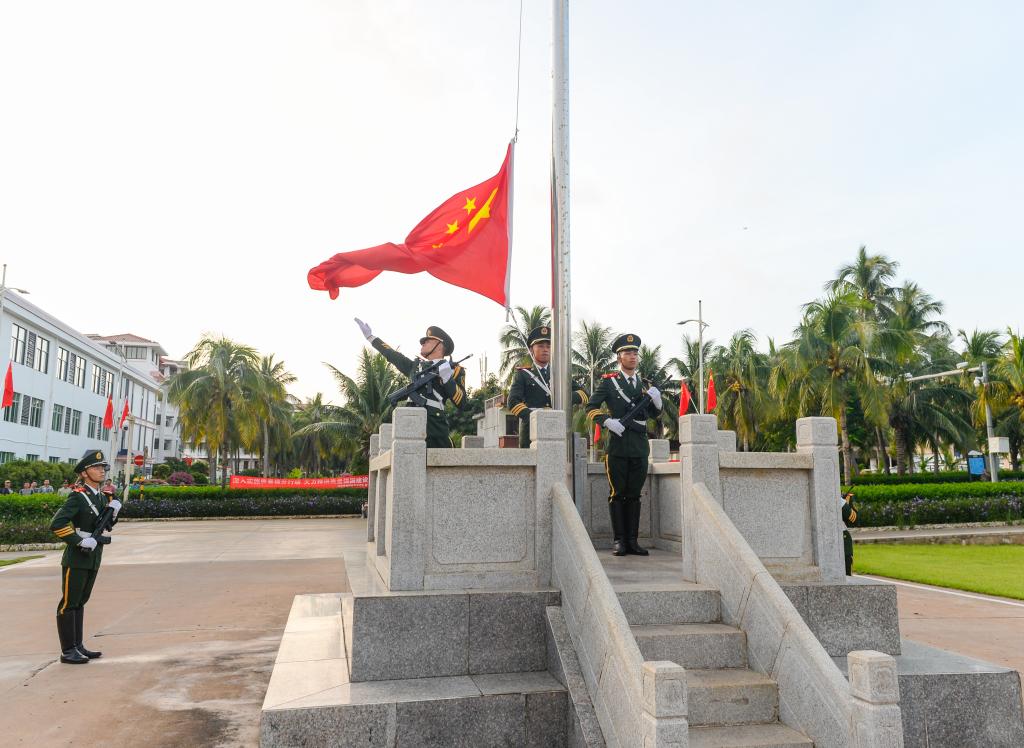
left=531, top=409, right=566, bottom=587
left=716, top=430, right=737, bottom=452
left=649, top=438, right=670, bottom=462
left=796, top=417, right=846, bottom=582
left=679, top=415, right=721, bottom=581
left=641, top=661, right=689, bottom=747
left=366, top=433, right=380, bottom=542
left=385, top=407, right=427, bottom=590
left=460, top=435, right=485, bottom=448
left=848, top=650, right=905, bottom=747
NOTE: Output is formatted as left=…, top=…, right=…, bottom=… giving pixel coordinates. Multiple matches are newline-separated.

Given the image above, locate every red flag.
left=103, top=395, right=114, bottom=429
left=707, top=371, right=717, bottom=412
left=2, top=363, right=13, bottom=408
left=119, top=398, right=130, bottom=428
left=308, top=143, right=514, bottom=307
left=678, top=383, right=691, bottom=417
left=594, top=423, right=601, bottom=443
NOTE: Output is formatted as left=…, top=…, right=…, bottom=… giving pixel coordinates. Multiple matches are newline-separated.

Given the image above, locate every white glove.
left=354, top=317, right=374, bottom=341
left=108, top=499, right=122, bottom=517
left=437, top=361, right=453, bottom=383
left=604, top=418, right=625, bottom=436
left=646, top=386, right=662, bottom=410
left=79, top=537, right=98, bottom=551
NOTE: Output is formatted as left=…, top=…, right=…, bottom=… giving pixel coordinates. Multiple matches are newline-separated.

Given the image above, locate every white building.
left=0, top=290, right=173, bottom=474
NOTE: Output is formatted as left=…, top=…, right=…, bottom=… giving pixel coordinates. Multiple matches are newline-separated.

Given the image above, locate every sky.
left=2, top=1, right=1021, bottom=401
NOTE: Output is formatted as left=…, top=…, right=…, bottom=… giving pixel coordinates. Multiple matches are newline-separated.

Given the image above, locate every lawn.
left=0, top=555, right=43, bottom=568
left=853, top=544, right=1024, bottom=600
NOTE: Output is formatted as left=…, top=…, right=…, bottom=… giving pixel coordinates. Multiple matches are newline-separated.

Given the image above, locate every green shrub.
left=152, top=463, right=172, bottom=479
left=126, top=485, right=366, bottom=500
left=121, top=494, right=362, bottom=519
left=845, top=481, right=1024, bottom=503
left=852, top=470, right=1024, bottom=486
left=856, top=495, right=1024, bottom=527
left=0, top=459, right=76, bottom=487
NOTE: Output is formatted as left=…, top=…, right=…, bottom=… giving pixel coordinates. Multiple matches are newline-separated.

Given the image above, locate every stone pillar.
left=572, top=433, right=587, bottom=512
left=679, top=415, right=721, bottom=581
left=460, top=435, right=485, bottom=448
left=366, top=433, right=380, bottom=542
left=379, top=423, right=394, bottom=452
left=716, top=430, right=737, bottom=452
left=531, top=409, right=567, bottom=587
left=649, top=438, right=670, bottom=462
left=641, top=661, right=689, bottom=747
left=796, top=417, right=846, bottom=582
left=385, top=407, right=427, bottom=590
left=848, top=650, right=905, bottom=747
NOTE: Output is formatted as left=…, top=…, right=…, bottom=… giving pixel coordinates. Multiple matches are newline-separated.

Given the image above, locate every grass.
left=853, top=544, right=1024, bottom=600
left=0, top=555, right=43, bottom=567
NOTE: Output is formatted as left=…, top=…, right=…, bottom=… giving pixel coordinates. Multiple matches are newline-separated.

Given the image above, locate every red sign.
left=133, top=454, right=145, bottom=467
left=184, top=457, right=193, bottom=466
left=228, top=475, right=368, bottom=490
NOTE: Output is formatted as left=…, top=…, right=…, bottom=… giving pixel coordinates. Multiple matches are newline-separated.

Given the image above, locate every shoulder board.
left=602, top=372, right=618, bottom=379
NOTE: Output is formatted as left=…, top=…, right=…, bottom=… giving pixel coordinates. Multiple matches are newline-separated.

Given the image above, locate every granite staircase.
left=615, top=575, right=813, bottom=747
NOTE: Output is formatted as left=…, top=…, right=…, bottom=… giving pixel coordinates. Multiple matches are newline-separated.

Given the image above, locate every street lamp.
left=678, top=300, right=710, bottom=413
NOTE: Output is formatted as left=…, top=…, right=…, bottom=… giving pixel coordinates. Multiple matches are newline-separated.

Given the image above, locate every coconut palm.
left=498, top=305, right=551, bottom=383
left=710, top=330, right=770, bottom=451
left=992, top=329, right=1024, bottom=471
left=291, top=393, right=341, bottom=475
left=669, top=334, right=715, bottom=413
left=825, top=245, right=899, bottom=319
left=572, top=320, right=615, bottom=393
left=249, top=355, right=296, bottom=477
left=637, top=344, right=677, bottom=438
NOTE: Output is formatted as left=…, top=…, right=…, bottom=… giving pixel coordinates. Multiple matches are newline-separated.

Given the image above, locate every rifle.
left=78, top=486, right=117, bottom=553
left=618, top=382, right=654, bottom=434
left=388, top=354, right=473, bottom=407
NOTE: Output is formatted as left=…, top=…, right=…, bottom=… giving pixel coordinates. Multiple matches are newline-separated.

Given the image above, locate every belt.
left=424, top=399, right=444, bottom=410
left=76, top=530, right=107, bottom=539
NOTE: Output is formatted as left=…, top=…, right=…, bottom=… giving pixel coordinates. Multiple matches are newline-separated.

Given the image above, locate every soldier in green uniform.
left=355, top=318, right=468, bottom=448
left=586, top=333, right=663, bottom=556
left=842, top=491, right=858, bottom=576
left=49, top=449, right=122, bottom=664
left=507, top=325, right=589, bottom=448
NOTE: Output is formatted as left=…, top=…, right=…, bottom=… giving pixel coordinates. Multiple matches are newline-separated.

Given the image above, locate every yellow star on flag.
left=446, top=220, right=459, bottom=235
left=462, top=197, right=476, bottom=214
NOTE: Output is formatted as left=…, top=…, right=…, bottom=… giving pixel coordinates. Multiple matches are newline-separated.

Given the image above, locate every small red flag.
left=678, top=383, right=691, bottom=417
left=594, top=423, right=601, bottom=443
left=707, top=371, right=717, bottom=412
left=2, top=363, right=13, bottom=408
left=308, top=143, right=514, bottom=307
left=119, top=398, right=130, bottom=428
left=103, top=395, right=114, bottom=429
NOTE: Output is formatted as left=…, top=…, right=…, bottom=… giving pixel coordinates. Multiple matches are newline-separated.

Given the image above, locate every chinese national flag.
left=707, top=371, right=717, bottom=412
left=594, top=423, right=601, bottom=444
left=2, top=363, right=13, bottom=408
left=103, top=395, right=114, bottom=429
left=678, top=383, right=691, bottom=417
left=308, top=143, right=514, bottom=307
left=119, top=398, right=130, bottom=428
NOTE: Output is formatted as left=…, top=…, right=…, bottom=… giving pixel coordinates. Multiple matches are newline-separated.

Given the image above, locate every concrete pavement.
left=0, top=518, right=363, bottom=748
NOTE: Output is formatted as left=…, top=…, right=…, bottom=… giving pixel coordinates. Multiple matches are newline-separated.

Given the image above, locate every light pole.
left=0, top=263, right=31, bottom=330
left=678, top=300, right=710, bottom=413
left=904, top=362, right=998, bottom=483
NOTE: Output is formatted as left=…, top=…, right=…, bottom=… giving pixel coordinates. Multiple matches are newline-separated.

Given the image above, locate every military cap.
left=527, top=325, right=552, bottom=347
left=612, top=333, right=641, bottom=353
left=74, top=449, right=109, bottom=475
left=419, top=326, right=454, bottom=356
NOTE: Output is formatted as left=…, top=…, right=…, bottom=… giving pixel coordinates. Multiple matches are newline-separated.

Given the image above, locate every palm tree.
left=498, top=305, right=550, bottom=383
left=825, top=245, right=899, bottom=319
left=992, top=329, right=1024, bottom=471
left=572, top=320, right=615, bottom=393
left=291, top=394, right=341, bottom=475
left=669, top=334, right=715, bottom=411
left=637, top=344, right=677, bottom=438
left=710, top=330, right=770, bottom=451
left=168, top=336, right=260, bottom=485
left=250, top=355, right=296, bottom=477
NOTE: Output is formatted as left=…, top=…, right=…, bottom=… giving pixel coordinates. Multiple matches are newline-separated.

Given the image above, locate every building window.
left=29, top=397, right=43, bottom=428
left=57, top=347, right=70, bottom=380
left=100, top=424, right=110, bottom=441
left=9, top=324, right=28, bottom=364
left=164, top=439, right=172, bottom=451
left=153, top=436, right=160, bottom=450
left=156, top=414, right=162, bottom=426
left=63, top=407, right=71, bottom=433
left=70, top=409, right=81, bottom=435
left=88, top=414, right=97, bottom=439
left=92, top=365, right=103, bottom=394
left=124, top=345, right=147, bottom=359
left=2, top=393, right=21, bottom=423
left=166, top=416, right=173, bottom=428
left=26, top=453, right=39, bottom=462
left=52, top=403, right=64, bottom=431
left=49, top=456, right=60, bottom=464
left=73, top=357, right=86, bottom=387
left=0, top=452, right=15, bottom=464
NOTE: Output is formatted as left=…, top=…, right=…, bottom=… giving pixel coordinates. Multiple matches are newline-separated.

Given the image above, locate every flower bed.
left=851, top=470, right=1024, bottom=486
left=856, top=495, right=1023, bottom=528
left=846, top=481, right=1024, bottom=503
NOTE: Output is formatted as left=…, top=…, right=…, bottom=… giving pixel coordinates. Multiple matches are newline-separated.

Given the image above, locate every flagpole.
left=698, top=299, right=704, bottom=414
left=551, top=0, right=571, bottom=430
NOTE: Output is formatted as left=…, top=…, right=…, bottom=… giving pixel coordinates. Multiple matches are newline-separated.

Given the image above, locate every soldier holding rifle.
left=586, top=333, right=663, bottom=557
left=355, top=318, right=468, bottom=448
left=49, top=449, right=122, bottom=664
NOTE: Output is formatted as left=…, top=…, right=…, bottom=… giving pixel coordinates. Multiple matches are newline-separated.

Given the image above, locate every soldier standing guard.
left=355, top=318, right=468, bottom=448
left=586, top=333, right=663, bottom=556
left=507, top=325, right=589, bottom=448
left=49, top=449, right=122, bottom=664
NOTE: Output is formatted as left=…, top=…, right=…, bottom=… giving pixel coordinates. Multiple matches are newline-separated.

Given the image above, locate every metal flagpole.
left=551, top=0, right=571, bottom=432
left=698, top=300, right=704, bottom=414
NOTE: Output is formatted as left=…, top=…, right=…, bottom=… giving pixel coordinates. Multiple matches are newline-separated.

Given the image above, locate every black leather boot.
left=57, top=612, right=88, bottom=664
left=74, top=607, right=102, bottom=659
left=626, top=501, right=649, bottom=556
left=609, top=501, right=627, bottom=556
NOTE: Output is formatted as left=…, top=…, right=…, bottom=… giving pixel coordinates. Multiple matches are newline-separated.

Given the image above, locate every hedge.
left=856, top=496, right=1024, bottom=527
left=127, top=485, right=366, bottom=501
left=851, top=470, right=1024, bottom=486
left=846, top=481, right=1024, bottom=504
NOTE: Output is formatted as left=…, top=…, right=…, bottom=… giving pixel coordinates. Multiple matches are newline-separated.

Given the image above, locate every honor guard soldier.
left=586, top=333, right=663, bottom=556
left=355, top=318, right=468, bottom=448
left=49, top=449, right=122, bottom=664
left=842, top=491, right=858, bottom=576
left=507, top=325, right=589, bottom=448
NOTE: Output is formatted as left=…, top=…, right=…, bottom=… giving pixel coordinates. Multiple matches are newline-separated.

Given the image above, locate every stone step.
left=616, top=584, right=721, bottom=625
left=630, top=623, right=747, bottom=669
left=688, top=721, right=813, bottom=747
left=686, top=668, right=779, bottom=726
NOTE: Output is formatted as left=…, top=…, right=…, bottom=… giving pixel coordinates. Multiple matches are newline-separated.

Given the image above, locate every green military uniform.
left=507, top=325, right=589, bottom=448
left=50, top=449, right=118, bottom=664
left=372, top=326, right=468, bottom=448
left=842, top=493, right=858, bottom=576
left=586, top=333, right=662, bottom=556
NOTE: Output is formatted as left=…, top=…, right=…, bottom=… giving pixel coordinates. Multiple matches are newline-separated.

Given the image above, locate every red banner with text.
left=228, top=475, right=368, bottom=490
